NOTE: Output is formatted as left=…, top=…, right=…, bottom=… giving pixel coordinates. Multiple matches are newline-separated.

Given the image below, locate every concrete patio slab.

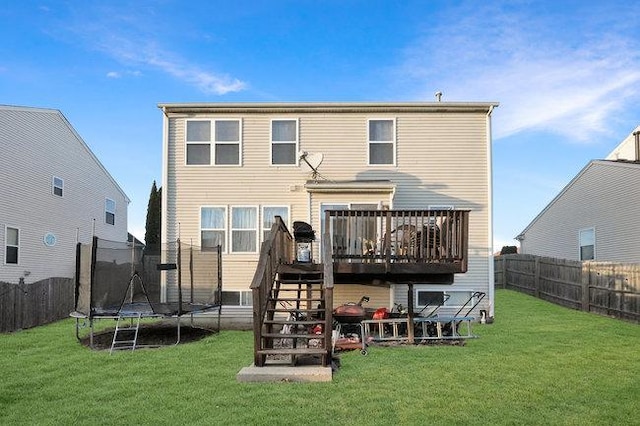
left=236, top=364, right=333, bottom=382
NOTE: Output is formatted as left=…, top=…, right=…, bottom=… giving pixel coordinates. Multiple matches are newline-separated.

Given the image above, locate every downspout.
left=160, top=106, right=169, bottom=303
left=486, top=105, right=496, bottom=320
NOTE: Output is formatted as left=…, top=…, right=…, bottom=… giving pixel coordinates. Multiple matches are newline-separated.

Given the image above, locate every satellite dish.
left=299, top=151, right=325, bottom=180
left=305, top=153, right=324, bottom=170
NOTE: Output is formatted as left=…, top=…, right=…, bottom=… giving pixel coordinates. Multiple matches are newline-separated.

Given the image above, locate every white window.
left=53, top=176, right=63, bottom=197
left=416, top=290, right=475, bottom=309
left=185, top=120, right=211, bottom=165
left=185, top=119, right=242, bottom=166
left=368, top=119, right=395, bottom=165
left=201, top=206, right=227, bottom=252
left=221, top=291, right=252, bottom=306
left=579, top=228, right=595, bottom=261
left=5, top=226, right=19, bottom=265
left=262, top=206, right=290, bottom=241
left=105, top=198, right=116, bottom=225
left=271, top=119, right=298, bottom=165
left=231, top=207, right=258, bottom=253
left=214, top=120, right=241, bottom=165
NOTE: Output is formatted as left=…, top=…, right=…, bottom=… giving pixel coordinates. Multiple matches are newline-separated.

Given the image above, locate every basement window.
left=221, top=291, right=252, bottom=306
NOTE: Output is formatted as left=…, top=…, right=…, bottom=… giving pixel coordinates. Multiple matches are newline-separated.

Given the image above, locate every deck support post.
left=407, top=283, right=415, bottom=344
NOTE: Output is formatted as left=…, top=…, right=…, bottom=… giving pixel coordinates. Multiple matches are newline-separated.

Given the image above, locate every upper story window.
left=53, top=176, right=64, bottom=197
left=186, top=119, right=242, bottom=166
left=368, top=119, right=395, bottom=165
left=231, top=206, right=258, bottom=253
left=5, top=226, right=19, bottom=265
left=262, top=206, right=290, bottom=241
left=271, top=119, right=298, bottom=165
left=105, top=198, right=116, bottom=225
left=201, top=206, right=227, bottom=252
left=579, top=227, right=595, bottom=261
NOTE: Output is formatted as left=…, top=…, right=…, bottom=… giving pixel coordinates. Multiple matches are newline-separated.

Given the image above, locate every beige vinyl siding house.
left=0, top=106, right=129, bottom=284
left=160, top=102, right=497, bottom=322
left=518, top=126, right=640, bottom=262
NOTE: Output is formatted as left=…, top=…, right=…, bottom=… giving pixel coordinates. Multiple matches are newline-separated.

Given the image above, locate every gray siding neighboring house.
left=160, top=102, right=498, bottom=322
left=0, top=105, right=130, bottom=284
left=517, top=126, right=640, bottom=262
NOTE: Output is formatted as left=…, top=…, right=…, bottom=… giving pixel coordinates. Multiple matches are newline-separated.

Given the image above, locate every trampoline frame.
left=71, top=237, right=223, bottom=350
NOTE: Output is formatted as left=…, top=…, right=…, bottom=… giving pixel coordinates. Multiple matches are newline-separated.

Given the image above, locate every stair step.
left=257, top=348, right=328, bottom=356
left=271, top=297, right=324, bottom=303
left=277, top=279, right=324, bottom=285
left=262, top=333, right=325, bottom=340
left=264, top=319, right=323, bottom=326
left=274, top=286, right=324, bottom=291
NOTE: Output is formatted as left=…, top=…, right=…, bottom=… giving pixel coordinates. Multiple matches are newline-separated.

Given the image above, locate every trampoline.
left=71, top=236, right=222, bottom=350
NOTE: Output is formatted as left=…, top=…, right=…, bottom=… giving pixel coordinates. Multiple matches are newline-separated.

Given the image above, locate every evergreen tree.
left=145, top=181, right=162, bottom=253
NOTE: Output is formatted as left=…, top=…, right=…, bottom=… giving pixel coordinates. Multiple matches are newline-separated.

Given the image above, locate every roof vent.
left=435, top=91, right=443, bottom=102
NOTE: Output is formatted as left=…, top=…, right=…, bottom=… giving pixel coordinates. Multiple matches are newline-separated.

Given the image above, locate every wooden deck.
left=325, top=209, right=469, bottom=282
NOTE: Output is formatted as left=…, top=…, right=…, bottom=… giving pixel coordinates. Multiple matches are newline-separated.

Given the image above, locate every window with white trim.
left=221, top=291, right=252, bottom=306
left=579, top=228, right=595, bottom=261
left=105, top=198, right=116, bottom=225
left=53, top=176, right=63, bottom=197
left=262, top=206, right=289, bottom=241
left=201, top=206, right=227, bottom=252
left=231, top=206, right=258, bottom=253
left=186, top=120, right=211, bottom=165
left=185, top=119, right=242, bottom=166
left=5, top=226, right=19, bottom=265
left=416, top=290, right=475, bottom=309
left=214, top=120, right=241, bottom=165
left=368, top=119, right=395, bottom=165
left=271, top=119, right=298, bottom=165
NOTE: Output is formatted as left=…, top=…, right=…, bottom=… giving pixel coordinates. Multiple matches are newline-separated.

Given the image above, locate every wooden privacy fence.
left=0, top=278, right=75, bottom=333
left=495, top=254, right=640, bottom=322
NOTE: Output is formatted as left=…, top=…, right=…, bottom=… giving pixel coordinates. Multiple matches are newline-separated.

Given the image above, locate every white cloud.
left=66, top=9, right=246, bottom=95
left=145, top=55, right=246, bottom=95
left=106, top=69, right=142, bottom=79
left=398, top=2, right=640, bottom=143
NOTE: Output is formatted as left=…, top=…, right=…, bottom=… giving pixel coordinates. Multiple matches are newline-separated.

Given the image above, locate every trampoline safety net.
left=75, top=237, right=222, bottom=318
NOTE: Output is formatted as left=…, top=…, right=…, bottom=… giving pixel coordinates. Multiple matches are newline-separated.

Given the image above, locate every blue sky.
left=2, top=1, right=640, bottom=248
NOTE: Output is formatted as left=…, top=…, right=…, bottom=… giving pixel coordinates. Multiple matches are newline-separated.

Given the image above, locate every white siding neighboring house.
left=160, top=102, right=498, bottom=321
left=0, top=105, right=130, bottom=284
left=517, top=126, right=640, bottom=262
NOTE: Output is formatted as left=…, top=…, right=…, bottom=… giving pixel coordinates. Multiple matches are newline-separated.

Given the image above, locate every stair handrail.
left=250, top=216, right=294, bottom=366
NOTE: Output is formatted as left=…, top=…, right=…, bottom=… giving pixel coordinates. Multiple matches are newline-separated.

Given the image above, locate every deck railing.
left=324, top=209, right=469, bottom=272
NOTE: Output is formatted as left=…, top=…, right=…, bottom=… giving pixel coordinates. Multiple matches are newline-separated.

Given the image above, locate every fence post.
left=581, top=262, right=590, bottom=312
left=534, top=257, right=541, bottom=298
left=501, top=256, right=507, bottom=289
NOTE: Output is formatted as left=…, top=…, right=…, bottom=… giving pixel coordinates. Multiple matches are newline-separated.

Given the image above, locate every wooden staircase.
left=250, top=217, right=334, bottom=368
left=256, top=267, right=331, bottom=366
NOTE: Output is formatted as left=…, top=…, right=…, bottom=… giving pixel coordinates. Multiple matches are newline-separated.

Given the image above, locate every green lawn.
left=1, top=289, right=638, bottom=425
